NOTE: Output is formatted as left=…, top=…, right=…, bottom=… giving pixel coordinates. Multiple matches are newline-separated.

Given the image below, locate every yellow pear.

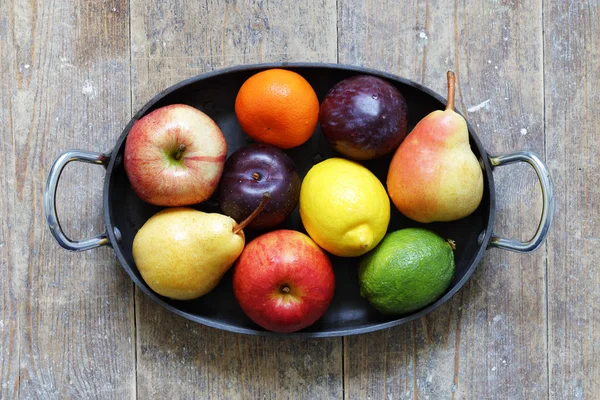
left=132, top=194, right=269, bottom=300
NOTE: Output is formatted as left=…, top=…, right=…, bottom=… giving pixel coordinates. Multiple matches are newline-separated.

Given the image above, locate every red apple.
left=124, top=104, right=227, bottom=206
left=233, top=230, right=335, bottom=333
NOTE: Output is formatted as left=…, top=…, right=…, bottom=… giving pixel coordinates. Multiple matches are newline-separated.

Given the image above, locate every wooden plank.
left=545, top=1, right=600, bottom=398
left=7, top=0, right=136, bottom=398
left=137, top=302, right=343, bottom=399
left=338, top=1, right=548, bottom=398
left=129, top=1, right=342, bottom=398
left=0, top=1, right=18, bottom=398
left=130, top=0, right=338, bottom=109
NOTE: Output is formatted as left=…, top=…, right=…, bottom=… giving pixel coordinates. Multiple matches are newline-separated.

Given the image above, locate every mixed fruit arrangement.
left=124, top=68, right=484, bottom=334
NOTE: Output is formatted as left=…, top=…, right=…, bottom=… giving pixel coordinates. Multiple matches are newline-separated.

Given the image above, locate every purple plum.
left=319, top=75, right=408, bottom=160
left=218, top=144, right=300, bottom=230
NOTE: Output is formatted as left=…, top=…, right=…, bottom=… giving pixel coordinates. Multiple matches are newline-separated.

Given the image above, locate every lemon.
left=359, top=228, right=455, bottom=315
left=299, top=158, right=390, bottom=257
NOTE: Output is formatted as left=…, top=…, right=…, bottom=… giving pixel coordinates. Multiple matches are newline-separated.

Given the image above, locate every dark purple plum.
left=218, top=143, right=301, bottom=230
left=319, top=75, right=408, bottom=160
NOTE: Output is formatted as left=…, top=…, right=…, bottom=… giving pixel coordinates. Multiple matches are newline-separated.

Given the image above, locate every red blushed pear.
left=386, top=71, right=484, bottom=223
left=124, top=104, right=227, bottom=206
left=233, top=230, right=335, bottom=333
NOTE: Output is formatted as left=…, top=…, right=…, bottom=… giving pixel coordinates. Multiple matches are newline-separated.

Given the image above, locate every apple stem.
left=446, top=71, right=456, bottom=111
left=447, top=239, right=456, bottom=251
left=252, top=172, right=261, bottom=181
left=281, top=286, right=290, bottom=294
left=232, top=192, right=271, bottom=235
left=173, top=144, right=187, bottom=161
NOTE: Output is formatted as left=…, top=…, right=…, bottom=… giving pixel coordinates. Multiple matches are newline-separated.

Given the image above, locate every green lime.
left=358, top=228, right=455, bottom=315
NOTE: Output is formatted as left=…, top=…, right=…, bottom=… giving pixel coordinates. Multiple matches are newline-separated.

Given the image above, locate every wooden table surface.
left=1, top=0, right=598, bottom=399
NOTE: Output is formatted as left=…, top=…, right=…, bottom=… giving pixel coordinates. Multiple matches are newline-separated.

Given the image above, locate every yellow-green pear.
left=132, top=194, right=269, bottom=300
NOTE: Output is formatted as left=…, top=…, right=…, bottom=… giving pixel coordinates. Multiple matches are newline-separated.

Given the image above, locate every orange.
left=234, top=69, right=319, bottom=149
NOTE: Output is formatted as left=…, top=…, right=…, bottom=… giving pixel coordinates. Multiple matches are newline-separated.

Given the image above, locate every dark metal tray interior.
left=106, top=64, right=493, bottom=337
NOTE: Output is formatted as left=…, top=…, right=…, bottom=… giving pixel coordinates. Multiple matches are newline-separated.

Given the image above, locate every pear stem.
left=232, top=192, right=271, bottom=234
left=173, top=144, right=187, bottom=161
left=446, top=71, right=456, bottom=111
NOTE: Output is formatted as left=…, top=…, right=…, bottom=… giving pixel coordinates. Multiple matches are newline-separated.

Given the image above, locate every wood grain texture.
left=130, top=1, right=341, bottom=398
left=130, top=0, right=338, bottom=110
left=3, top=0, right=597, bottom=398
left=6, top=0, right=136, bottom=398
left=0, top=1, right=18, bottom=398
left=545, top=1, right=600, bottom=398
left=137, top=303, right=342, bottom=399
left=338, top=1, right=548, bottom=398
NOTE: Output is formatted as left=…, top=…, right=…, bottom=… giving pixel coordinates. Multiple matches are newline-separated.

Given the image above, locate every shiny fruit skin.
left=299, top=158, right=390, bottom=257
left=124, top=104, right=227, bottom=206
left=234, top=69, right=319, bottom=149
left=359, top=228, right=455, bottom=315
left=319, top=75, right=408, bottom=160
left=132, top=208, right=244, bottom=301
left=219, top=144, right=301, bottom=229
left=233, top=230, right=335, bottom=333
left=387, top=110, right=483, bottom=223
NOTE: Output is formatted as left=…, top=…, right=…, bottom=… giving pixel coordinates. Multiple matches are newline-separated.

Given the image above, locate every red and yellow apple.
left=233, top=230, right=335, bottom=333
left=124, top=104, right=227, bottom=206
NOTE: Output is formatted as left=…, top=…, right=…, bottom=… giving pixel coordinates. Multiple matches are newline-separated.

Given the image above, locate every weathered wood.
left=5, top=0, right=136, bottom=398
left=130, top=0, right=338, bottom=109
left=4, top=0, right=597, bottom=398
left=545, top=1, right=600, bottom=398
left=0, top=2, right=18, bottom=399
left=129, top=1, right=342, bottom=398
left=137, top=302, right=343, bottom=399
left=338, top=0, right=547, bottom=398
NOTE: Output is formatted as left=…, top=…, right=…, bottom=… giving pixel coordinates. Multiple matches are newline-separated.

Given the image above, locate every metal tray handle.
left=488, top=151, right=555, bottom=253
left=44, top=150, right=110, bottom=252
